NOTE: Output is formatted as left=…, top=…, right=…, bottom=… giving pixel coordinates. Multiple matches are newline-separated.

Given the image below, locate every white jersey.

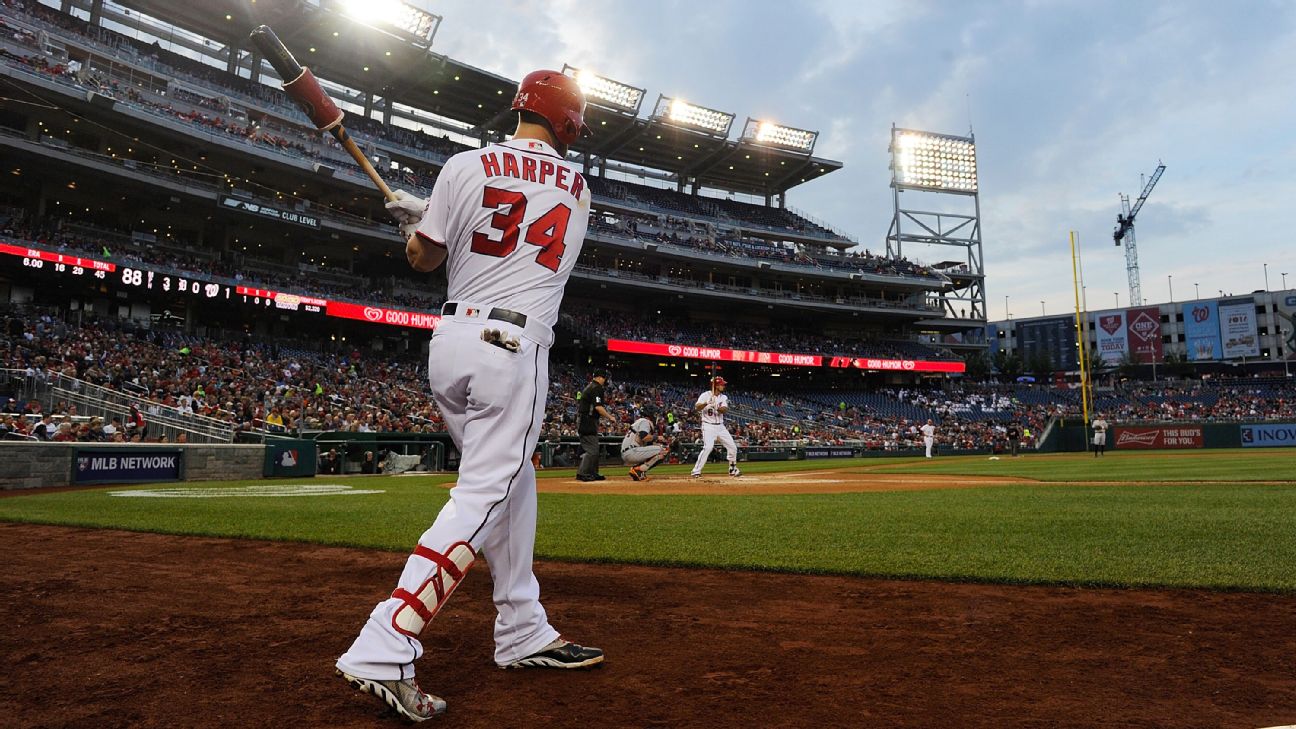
left=416, top=138, right=591, bottom=328
left=1092, top=418, right=1109, bottom=434
left=920, top=424, right=936, bottom=439
left=696, top=391, right=729, bottom=426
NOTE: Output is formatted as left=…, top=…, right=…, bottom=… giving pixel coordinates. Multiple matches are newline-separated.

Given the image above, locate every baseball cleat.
left=690, top=472, right=702, bottom=479
left=729, top=466, right=741, bottom=477
left=628, top=467, right=646, bottom=482
left=337, top=669, right=447, bottom=722
left=505, top=639, right=604, bottom=670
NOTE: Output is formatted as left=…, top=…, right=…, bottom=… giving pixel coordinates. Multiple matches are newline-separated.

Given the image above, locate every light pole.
left=1194, top=282, right=1200, bottom=299
left=1040, top=300, right=1046, bottom=317
left=1005, top=295, right=1010, bottom=320
left=1283, top=272, right=1289, bottom=290
left=1264, top=263, right=1269, bottom=291
left=1168, top=274, right=1174, bottom=303
left=1115, top=291, right=1120, bottom=309
left=1282, top=327, right=1291, bottom=378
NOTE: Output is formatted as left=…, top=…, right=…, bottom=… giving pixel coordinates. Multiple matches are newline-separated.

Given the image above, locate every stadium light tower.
left=740, top=118, right=818, bottom=154
left=562, top=65, right=645, bottom=115
left=337, top=0, right=441, bottom=43
left=886, top=126, right=985, bottom=321
left=651, top=95, right=734, bottom=137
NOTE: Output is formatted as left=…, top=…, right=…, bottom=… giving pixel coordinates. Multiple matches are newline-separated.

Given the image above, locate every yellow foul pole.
left=1070, top=231, right=1091, bottom=432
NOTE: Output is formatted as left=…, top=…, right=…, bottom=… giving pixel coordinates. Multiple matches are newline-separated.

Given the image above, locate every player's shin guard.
left=390, top=541, right=476, bottom=638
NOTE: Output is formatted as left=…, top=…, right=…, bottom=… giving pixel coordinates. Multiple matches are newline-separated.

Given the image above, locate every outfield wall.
left=1051, top=421, right=1296, bottom=452
left=0, top=443, right=266, bottom=490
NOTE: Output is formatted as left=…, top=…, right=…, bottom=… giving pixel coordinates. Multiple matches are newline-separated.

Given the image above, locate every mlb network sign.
left=74, top=448, right=184, bottom=485
left=1240, top=423, right=1296, bottom=448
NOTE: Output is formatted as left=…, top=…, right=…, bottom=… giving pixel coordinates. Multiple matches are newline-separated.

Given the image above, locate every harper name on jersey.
left=479, top=148, right=587, bottom=200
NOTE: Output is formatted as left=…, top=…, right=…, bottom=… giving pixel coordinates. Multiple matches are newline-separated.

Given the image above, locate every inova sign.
left=1240, top=423, right=1296, bottom=448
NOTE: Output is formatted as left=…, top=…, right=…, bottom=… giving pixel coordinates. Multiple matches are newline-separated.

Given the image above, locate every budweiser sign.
left=1113, top=426, right=1203, bottom=450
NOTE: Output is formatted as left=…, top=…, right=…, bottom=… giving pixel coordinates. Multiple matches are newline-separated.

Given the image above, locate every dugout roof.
left=109, top=0, right=843, bottom=197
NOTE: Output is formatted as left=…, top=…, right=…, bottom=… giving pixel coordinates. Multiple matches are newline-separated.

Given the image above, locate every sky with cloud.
left=425, top=0, right=1295, bottom=318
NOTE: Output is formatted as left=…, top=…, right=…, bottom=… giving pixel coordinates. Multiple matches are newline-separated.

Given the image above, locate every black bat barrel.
left=249, top=25, right=304, bottom=82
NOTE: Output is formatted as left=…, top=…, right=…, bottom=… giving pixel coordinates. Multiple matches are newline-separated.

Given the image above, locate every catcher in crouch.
left=622, top=412, right=670, bottom=481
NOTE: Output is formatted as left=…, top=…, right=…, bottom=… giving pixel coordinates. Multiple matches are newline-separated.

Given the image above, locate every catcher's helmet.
left=711, top=376, right=727, bottom=387
left=511, top=70, right=592, bottom=147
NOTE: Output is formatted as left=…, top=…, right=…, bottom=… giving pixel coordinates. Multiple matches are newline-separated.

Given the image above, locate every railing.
left=585, top=224, right=943, bottom=284
left=2, top=369, right=234, bottom=443
left=592, top=192, right=852, bottom=247
left=572, top=265, right=943, bottom=313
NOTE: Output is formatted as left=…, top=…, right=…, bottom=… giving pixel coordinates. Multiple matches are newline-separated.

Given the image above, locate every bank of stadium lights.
left=890, top=128, right=978, bottom=192
left=338, top=0, right=441, bottom=42
left=652, top=95, right=734, bottom=136
left=562, top=65, right=644, bottom=114
left=741, top=118, right=817, bottom=154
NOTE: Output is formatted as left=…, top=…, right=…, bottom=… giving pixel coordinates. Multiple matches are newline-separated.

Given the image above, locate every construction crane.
left=1113, top=162, right=1166, bottom=307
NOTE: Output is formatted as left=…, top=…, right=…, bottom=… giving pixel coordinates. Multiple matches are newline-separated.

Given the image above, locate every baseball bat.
left=248, top=25, right=396, bottom=202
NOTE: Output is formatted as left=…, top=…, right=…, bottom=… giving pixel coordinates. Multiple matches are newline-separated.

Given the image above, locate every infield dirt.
left=3, top=523, right=1294, bottom=728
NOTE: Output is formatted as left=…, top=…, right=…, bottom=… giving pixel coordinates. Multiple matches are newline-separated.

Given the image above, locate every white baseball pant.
left=336, top=314, right=559, bottom=680
left=692, top=423, right=737, bottom=475
left=924, top=436, right=934, bottom=458
left=622, top=444, right=666, bottom=469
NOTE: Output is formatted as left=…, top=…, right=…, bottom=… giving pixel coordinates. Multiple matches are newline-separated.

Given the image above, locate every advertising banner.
left=325, top=301, right=441, bottom=330
left=1277, top=294, right=1296, bottom=363
left=1183, top=300, right=1223, bottom=361
left=803, top=447, right=856, bottom=459
left=73, top=448, right=184, bottom=484
left=1125, top=307, right=1163, bottom=364
left=1094, top=310, right=1128, bottom=365
left=1240, top=423, right=1296, bottom=448
left=606, top=339, right=823, bottom=367
left=827, top=356, right=967, bottom=373
left=1112, top=426, right=1204, bottom=450
left=1219, top=299, right=1260, bottom=358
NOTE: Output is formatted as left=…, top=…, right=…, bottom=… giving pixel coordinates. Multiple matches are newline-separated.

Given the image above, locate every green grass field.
left=2, top=450, right=1294, bottom=591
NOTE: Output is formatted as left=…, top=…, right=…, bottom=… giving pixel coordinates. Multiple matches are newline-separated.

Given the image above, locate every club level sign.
left=219, top=196, right=320, bottom=229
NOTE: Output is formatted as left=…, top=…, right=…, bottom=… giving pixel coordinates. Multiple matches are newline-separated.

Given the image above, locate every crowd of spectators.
left=3, top=313, right=446, bottom=438
left=4, top=312, right=1294, bottom=451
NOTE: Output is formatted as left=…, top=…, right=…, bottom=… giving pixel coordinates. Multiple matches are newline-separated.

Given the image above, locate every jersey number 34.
left=470, top=186, right=572, bottom=272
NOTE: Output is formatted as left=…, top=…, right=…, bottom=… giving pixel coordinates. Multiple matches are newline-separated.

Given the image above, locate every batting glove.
left=385, top=189, right=426, bottom=226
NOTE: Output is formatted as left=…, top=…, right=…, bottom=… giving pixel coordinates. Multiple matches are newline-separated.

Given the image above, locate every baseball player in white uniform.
left=691, top=376, right=740, bottom=478
left=622, top=414, right=669, bottom=481
left=1091, top=414, right=1109, bottom=457
left=335, top=70, right=602, bottom=722
left=921, top=419, right=936, bottom=458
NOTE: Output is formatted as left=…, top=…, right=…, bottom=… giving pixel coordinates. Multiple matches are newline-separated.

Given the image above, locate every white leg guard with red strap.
left=390, top=541, right=477, bottom=638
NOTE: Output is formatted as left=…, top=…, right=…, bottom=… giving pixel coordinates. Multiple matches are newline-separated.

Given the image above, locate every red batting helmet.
left=712, top=376, right=727, bottom=386
left=511, top=69, right=592, bottom=147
